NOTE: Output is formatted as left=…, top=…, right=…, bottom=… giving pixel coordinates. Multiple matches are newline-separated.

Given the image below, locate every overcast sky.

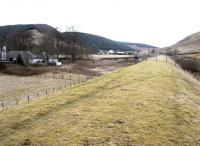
left=0, top=0, right=200, bottom=47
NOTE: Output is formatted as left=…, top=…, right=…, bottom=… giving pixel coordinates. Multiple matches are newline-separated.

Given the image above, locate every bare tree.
left=55, top=27, right=63, bottom=59
left=64, top=25, right=88, bottom=60
left=66, top=25, right=79, bottom=59
left=40, top=34, right=57, bottom=62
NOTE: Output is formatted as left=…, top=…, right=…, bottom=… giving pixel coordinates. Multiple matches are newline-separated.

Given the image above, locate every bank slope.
left=0, top=61, right=200, bottom=146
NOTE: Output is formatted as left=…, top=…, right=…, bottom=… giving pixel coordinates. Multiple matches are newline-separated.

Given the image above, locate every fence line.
left=0, top=74, right=95, bottom=111
left=42, top=72, right=96, bottom=81
left=146, top=55, right=200, bottom=82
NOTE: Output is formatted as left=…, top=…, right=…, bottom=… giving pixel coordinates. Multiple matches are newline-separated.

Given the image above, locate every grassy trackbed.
left=0, top=61, right=200, bottom=146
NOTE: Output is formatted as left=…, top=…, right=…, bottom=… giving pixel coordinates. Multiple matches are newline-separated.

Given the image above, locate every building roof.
left=36, top=52, right=47, bottom=59
left=7, top=51, right=36, bottom=59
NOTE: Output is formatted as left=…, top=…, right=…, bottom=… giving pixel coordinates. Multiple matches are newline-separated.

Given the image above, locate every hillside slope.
left=0, top=60, right=200, bottom=145
left=0, top=24, right=60, bottom=38
left=120, top=42, right=157, bottom=49
left=0, top=24, right=61, bottom=53
left=0, top=24, right=132, bottom=53
left=62, top=32, right=132, bottom=52
left=162, top=31, right=200, bottom=54
left=0, top=24, right=157, bottom=53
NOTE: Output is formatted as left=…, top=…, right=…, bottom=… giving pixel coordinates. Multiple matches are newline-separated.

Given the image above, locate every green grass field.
left=0, top=60, right=200, bottom=146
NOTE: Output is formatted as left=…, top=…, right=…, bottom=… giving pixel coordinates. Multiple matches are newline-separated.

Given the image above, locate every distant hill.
left=0, top=24, right=133, bottom=53
left=62, top=32, right=133, bottom=53
left=0, top=24, right=159, bottom=54
left=161, top=31, right=200, bottom=54
left=0, top=24, right=60, bottom=39
left=120, top=42, right=157, bottom=49
left=0, top=24, right=61, bottom=54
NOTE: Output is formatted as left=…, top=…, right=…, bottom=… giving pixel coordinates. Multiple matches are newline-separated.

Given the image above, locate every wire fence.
left=146, top=55, right=200, bottom=81
left=0, top=73, right=97, bottom=110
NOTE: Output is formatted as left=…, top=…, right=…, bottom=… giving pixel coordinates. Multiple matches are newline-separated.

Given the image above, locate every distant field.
left=0, top=59, right=200, bottom=145
left=91, top=54, right=135, bottom=59
left=60, top=58, right=137, bottom=74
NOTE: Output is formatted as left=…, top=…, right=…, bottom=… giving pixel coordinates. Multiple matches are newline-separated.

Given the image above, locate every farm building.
left=35, top=52, right=48, bottom=64
left=116, top=51, right=125, bottom=55
left=7, top=51, right=37, bottom=63
left=7, top=51, right=61, bottom=65
left=108, top=50, right=115, bottom=54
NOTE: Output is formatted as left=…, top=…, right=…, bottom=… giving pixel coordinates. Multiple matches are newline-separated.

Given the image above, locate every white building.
left=116, top=51, right=125, bottom=55
left=0, top=46, right=7, bottom=61
left=108, top=50, right=115, bottom=54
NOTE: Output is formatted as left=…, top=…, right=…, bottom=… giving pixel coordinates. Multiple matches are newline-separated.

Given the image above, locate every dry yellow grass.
left=0, top=60, right=200, bottom=146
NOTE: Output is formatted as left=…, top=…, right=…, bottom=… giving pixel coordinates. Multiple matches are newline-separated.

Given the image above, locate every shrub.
left=176, top=57, right=200, bottom=72
left=16, top=55, right=24, bottom=66
left=0, top=63, right=6, bottom=70
left=2, top=64, right=48, bottom=76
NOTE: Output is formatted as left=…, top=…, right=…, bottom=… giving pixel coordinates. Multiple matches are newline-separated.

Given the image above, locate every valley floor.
left=0, top=59, right=200, bottom=146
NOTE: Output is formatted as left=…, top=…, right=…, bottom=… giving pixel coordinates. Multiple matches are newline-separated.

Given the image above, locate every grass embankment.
left=0, top=61, right=200, bottom=146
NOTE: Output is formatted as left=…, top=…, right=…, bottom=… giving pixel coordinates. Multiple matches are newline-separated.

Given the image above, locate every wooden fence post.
left=46, top=90, right=48, bottom=95
left=16, top=98, right=19, bottom=105
left=1, top=102, right=4, bottom=110
left=27, top=96, right=30, bottom=101
left=53, top=88, right=54, bottom=92
left=37, top=93, right=40, bottom=97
